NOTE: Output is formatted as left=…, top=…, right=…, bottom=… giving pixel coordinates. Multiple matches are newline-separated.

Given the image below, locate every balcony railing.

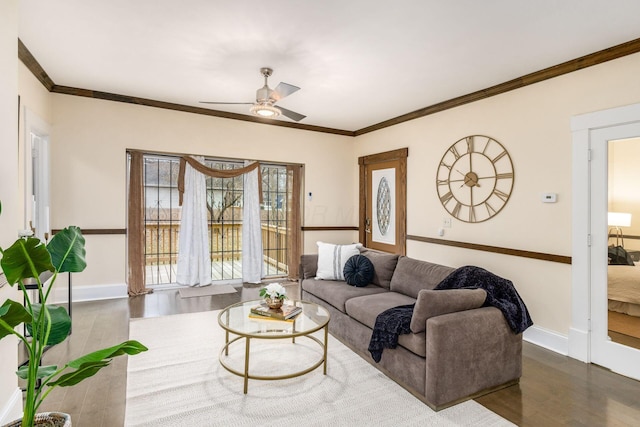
left=144, top=222, right=288, bottom=284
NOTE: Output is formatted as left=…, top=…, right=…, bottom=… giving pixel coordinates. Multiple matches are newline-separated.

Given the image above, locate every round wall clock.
left=436, top=135, right=514, bottom=223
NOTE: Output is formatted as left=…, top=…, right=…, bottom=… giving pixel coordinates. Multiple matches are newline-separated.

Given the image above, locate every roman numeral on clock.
left=493, top=189, right=509, bottom=201
left=452, top=202, right=462, bottom=218
left=440, top=191, right=453, bottom=204
left=493, top=150, right=507, bottom=163
left=484, top=201, right=497, bottom=216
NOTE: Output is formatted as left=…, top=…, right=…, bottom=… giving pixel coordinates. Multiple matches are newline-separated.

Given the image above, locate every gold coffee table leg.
left=323, top=324, right=328, bottom=375
left=243, top=337, right=251, bottom=394
left=292, top=321, right=296, bottom=344
left=224, top=310, right=230, bottom=356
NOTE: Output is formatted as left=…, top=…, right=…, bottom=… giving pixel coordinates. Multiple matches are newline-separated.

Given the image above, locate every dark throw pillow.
left=343, top=255, right=375, bottom=287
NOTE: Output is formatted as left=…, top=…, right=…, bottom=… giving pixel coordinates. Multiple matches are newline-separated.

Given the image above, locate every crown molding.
left=50, top=84, right=355, bottom=136
left=354, top=37, right=640, bottom=136
left=18, top=37, right=640, bottom=137
left=17, top=39, right=354, bottom=137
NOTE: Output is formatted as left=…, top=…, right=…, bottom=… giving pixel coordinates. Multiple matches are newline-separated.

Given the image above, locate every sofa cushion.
left=345, top=292, right=425, bottom=357
left=300, top=254, right=318, bottom=279
left=389, top=256, right=455, bottom=299
left=397, top=332, right=427, bottom=358
left=345, top=292, right=417, bottom=329
left=343, top=255, right=375, bottom=287
left=359, top=248, right=400, bottom=289
left=410, top=289, right=487, bottom=333
left=316, top=241, right=362, bottom=281
left=301, top=278, right=388, bottom=313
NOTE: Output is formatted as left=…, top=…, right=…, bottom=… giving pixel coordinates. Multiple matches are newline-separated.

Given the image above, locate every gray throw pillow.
left=389, top=256, right=455, bottom=298
left=409, top=288, right=487, bottom=333
left=359, top=248, right=399, bottom=289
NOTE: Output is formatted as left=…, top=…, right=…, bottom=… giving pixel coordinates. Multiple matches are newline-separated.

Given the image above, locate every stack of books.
left=249, top=303, right=302, bottom=321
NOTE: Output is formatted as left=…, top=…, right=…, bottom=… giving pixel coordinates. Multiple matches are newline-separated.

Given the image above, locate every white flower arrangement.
left=259, top=282, right=288, bottom=300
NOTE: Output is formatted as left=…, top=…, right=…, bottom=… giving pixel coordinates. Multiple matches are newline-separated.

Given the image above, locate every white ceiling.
left=18, top=0, right=640, bottom=132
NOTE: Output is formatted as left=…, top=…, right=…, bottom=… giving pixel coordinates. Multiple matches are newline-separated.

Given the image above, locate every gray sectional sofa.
left=300, top=248, right=522, bottom=410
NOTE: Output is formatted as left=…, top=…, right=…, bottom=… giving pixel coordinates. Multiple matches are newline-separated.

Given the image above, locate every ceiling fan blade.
left=199, top=101, right=254, bottom=105
left=278, top=106, right=306, bottom=122
left=272, top=82, right=300, bottom=101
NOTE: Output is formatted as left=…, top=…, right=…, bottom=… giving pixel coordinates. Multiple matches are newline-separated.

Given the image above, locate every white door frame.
left=571, top=102, right=640, bottom=377
left=23, top=108, right=51, bottom=240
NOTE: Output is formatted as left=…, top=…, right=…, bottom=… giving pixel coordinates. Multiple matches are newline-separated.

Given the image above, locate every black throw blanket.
left=435, top=265, right=533, bottom=334
left=368, top=304, right=414, bottom=363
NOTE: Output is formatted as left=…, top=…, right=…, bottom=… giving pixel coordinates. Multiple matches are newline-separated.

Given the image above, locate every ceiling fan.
left=200, top=67, right=306, bottom=122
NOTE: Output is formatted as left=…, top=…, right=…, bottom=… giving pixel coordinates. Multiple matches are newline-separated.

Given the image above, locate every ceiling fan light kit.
left=250, top=102, right=281, bottom=118
left=201, top=67, right=306, bottom=122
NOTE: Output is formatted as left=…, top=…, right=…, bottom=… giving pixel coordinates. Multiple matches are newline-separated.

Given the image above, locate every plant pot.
left=3, top=412, right=71, bottom=427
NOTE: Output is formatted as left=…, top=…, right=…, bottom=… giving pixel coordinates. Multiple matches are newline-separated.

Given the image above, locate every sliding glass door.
left=137, top=153, right=299, bottom=286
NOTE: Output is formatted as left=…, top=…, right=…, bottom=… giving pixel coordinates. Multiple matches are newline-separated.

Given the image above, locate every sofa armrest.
left=300, top=254, right=319, bottom=279
left=425, top=307, right=522, bottom=409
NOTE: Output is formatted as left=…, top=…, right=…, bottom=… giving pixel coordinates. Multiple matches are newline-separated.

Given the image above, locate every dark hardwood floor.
left=33, top=283, right=640, bottom=426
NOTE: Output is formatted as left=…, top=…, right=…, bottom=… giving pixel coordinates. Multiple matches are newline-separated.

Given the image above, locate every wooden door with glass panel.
left=359, top=149, right=407, bottom=255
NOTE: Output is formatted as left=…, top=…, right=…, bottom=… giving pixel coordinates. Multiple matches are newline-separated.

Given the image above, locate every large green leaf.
left=67, top=340, right=148, bottom=368
left=16, top=364, right=57, bottom=380
left=27, top=304, right=71, bottom=346
left=50, top=340, right=146, bottom=388
left=0, top=300, right=31, bottom=339
left=47, top=226, right=86, bottom=273
left=48, top=360, right=111, bottom=387
left=0, top=237, right=54, bottom=285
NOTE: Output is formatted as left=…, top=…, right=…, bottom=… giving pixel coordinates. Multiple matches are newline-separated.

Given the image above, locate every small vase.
left=265, top=297, right=284, bottom=309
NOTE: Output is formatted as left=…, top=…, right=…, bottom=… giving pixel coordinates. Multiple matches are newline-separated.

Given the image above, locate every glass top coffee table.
left=217, top=299, right=330, bottom=393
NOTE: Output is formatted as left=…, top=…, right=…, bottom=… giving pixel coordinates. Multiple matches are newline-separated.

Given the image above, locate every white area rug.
left=125, top=310, right=514, bottom=426
left=178, top=284, right=237, bottom=298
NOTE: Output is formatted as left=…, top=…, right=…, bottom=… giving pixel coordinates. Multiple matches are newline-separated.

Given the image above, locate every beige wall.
left=50, top=95, right=356, bottom=287
left=0, top=0, right=21, bottom=421
left=354, top=52, right=640, bottom=335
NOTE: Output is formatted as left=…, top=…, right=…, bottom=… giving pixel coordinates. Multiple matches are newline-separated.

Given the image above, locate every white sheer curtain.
left=242, top=161, right=263, bottom=283
left=176, top=156, right=211, bottom=287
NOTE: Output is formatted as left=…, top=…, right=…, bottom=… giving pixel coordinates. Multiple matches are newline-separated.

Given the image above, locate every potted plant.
left=0, top=202, right=147, bottom=426
left=259, top=283, right=288, bottom=309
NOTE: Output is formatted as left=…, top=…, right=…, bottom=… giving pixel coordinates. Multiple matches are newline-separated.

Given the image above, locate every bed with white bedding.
left=608, top=264, right=640, bottom=316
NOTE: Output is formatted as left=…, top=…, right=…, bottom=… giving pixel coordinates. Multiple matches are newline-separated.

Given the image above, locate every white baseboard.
left=523, top=325, right=569, bottom=356
left=51, top=283, right=128, bottom=303
left=0, top=388, right=22, bottom=425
